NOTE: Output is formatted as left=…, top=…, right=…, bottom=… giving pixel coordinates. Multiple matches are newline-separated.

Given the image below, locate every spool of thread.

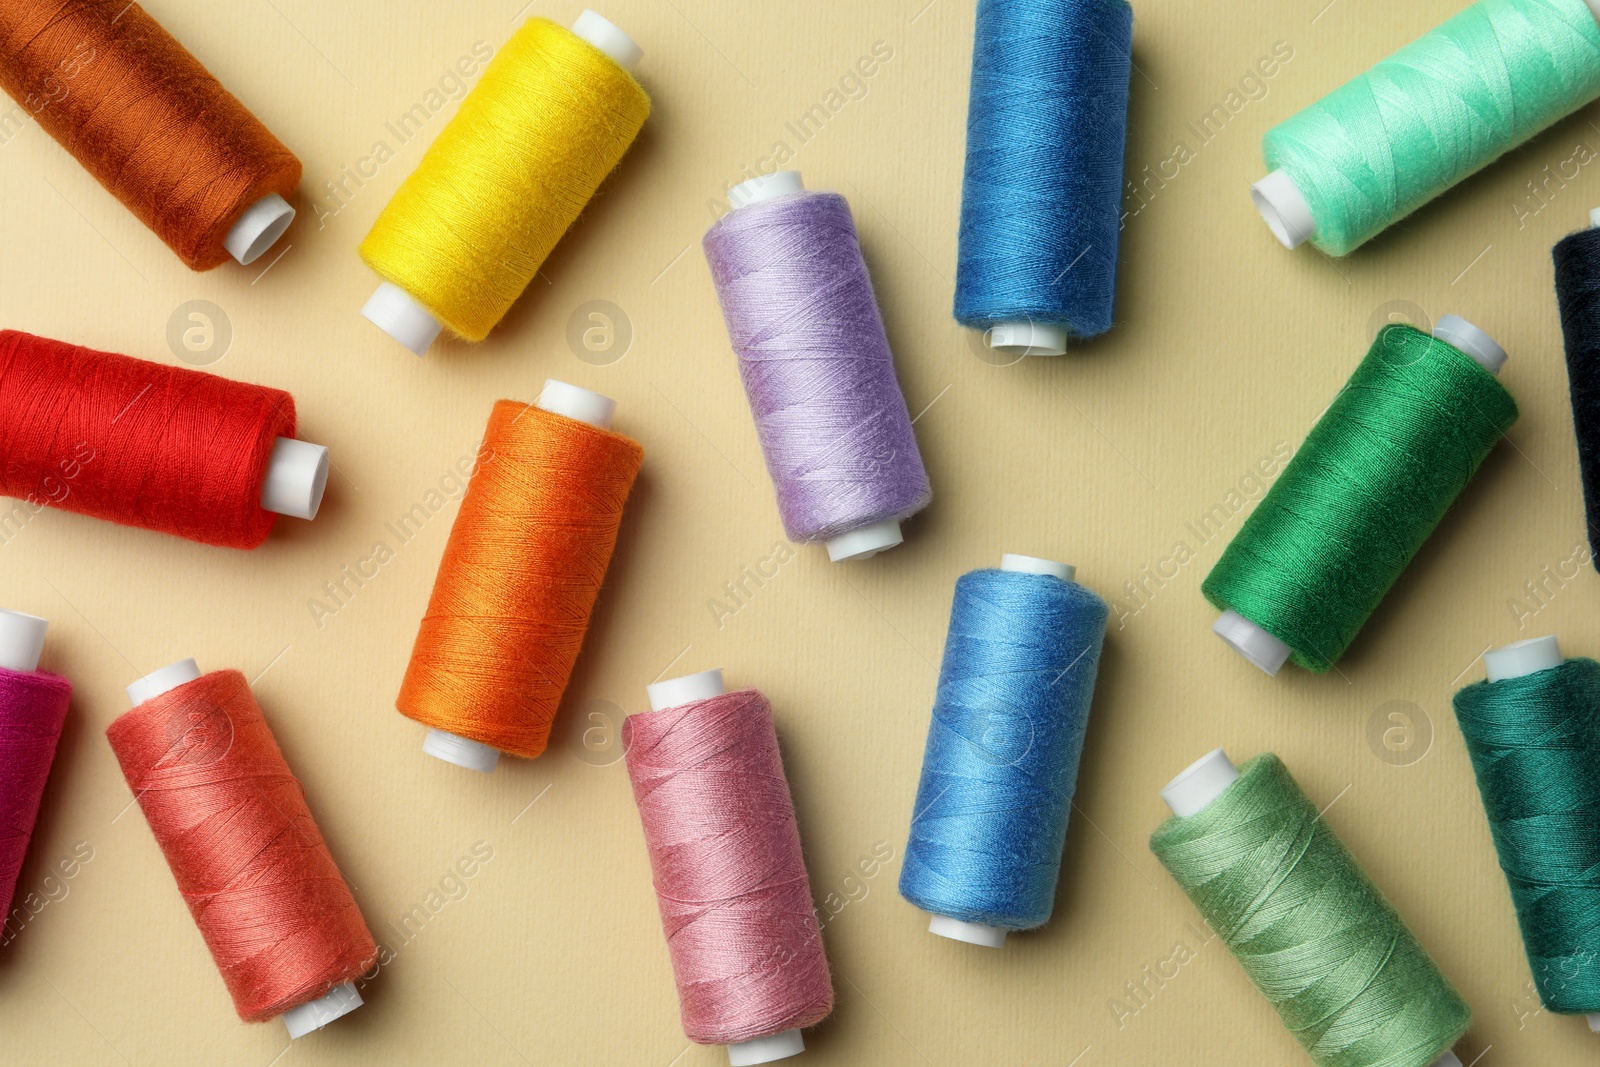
left=0, top=609, right=70, bottom=915
left=361, top=11, right=649, bottom=354
left=1204, top=319, right=1517, bottom=675
left=1253, top=0, right=1600, bottom=255
left=0, top=330, right=327, bottom=548
left=399, top=379, right=642, bottom=772
left=1152, top=749, right=1472, bottom=1067
left=1552, top=208, right=1600, bottom=570
left=899, top=554, right=1107, bottom=948
left=953, top=0, right=1133, bottom=355
left=0, top=0, right=300, bottom=268
left=624, top=669, right=832, bottom=1066
left=108, top=660, right=376, bottom=1036
left=1453, top=635, right=1600, bottom=1031
left=702, top=171, right=932, bottom=562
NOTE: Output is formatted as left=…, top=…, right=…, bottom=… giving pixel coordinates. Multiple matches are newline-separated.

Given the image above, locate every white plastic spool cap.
left=422, top=729, right=501, bottom=773
left=261, top=438, right=330, bottom=520
left=728, top=170, right=804, bottom=211
left=224, top=193, right=295, bottom=266
left=570, top=10, right=642, bottom=71
left=537, top=379, right=616, bottom=429
left=1251, top=169, right=1316, bottom=250
left=126, top=658, right=202, bottom=707
left=1212, top=609, right=1291, bottom=677
left=985, top=321, right=1068, bottom=358
left=362, top=281, right=443, bottom=357
left=1484, top=635, right=1563, bottom=683
left=0, top=609, right=47, bottom=673
left=1432, top=1052, right=1464, bottom=1067
left=1432, top=315, right=1507, bottom=377
left=1590, top=206, right=1600, bottom=229
left=281, top=982, right=363, bottom=1039
left=646, top=668, right=725, bottom=711
left=1160, top=748, right=1240, bottom=818
left=999, top=553, right=1074, bottom=582
left=826, top=519, right=903, bottom=562
left=927, top=914, right=1007, bottom=948
left=727, top=1029, right=804, bottom=1066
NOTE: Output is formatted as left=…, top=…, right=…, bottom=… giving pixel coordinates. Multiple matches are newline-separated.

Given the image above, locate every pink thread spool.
left=624, top=669, right=833, bottom=1065
left=0, top=608, right=71, bottom=914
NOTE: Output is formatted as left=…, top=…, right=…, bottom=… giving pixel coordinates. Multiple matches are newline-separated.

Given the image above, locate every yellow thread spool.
left=360, top=12, right=650, bottom=354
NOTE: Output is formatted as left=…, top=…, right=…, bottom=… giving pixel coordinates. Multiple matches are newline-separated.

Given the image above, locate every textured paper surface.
left=0, top=1, right=1594, bottom=1063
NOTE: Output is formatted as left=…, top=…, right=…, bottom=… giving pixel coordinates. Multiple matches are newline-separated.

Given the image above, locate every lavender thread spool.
left=703, top=171, right=932, bottom=562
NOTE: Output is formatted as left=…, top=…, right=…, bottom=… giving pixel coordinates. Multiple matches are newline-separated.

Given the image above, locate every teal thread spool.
left=1204, top=318, right=1517, bottom=675
left=1153, top=749, right=1472, bottom=1067
left=1453, top=635, right=1600, bottom=1032
left=1253, top=0, right=1600, bottom=254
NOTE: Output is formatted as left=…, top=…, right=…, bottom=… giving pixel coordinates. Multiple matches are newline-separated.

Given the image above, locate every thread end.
left=728, top=1029, right=805, bottom=1065
left=1251, top=170, right=1313, bottom=250
left=928, top=914, right=1007, bottom=948
left=0, top=609, right=47, bottom=673
left=281, top=982, right=362, bottom=1039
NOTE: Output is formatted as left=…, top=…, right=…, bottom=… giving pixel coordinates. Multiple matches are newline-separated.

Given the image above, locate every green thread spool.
left=1453, top=635, right=1600, bottom=1029
left=1204, top=320, right=1518, bottom=675
left=1153, top=750, right=1472, bottom=1067
left=1253, top=0, right=1600, bottom=255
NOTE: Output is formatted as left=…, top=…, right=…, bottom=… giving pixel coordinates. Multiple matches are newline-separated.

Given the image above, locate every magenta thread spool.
left=0, top=608, right=71, bottom=915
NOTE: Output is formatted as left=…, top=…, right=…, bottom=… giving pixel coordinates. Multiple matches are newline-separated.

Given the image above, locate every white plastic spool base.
left=261, top=438, right=330, bottom=520
left=422, top=729, right=501, bottom=773
left=1251, top=169, right=1316, bottom=250
left=1432, top=1052, right=1464, bottom=1067
left=728, top=170, right=804, bottom=211
left=538, top=379, right=616, bottom=429
left=986, top=321, right=1068, bottom=357
left=727, top=1029, right=804, bottom=1066
left=126, top=658, right=202, bottom=707
left=362, top=281, right=443, bottom=357
left=1161, top=748, right=1241, bottom=818
left=0, top=609, right=47, bottom=673
left=1484, top=635, right=1563, bottom=683
left=570, top=10, right=642, bottom=71
left=224, top=194, right=295, bottom=266
left=1432, top=315, right=1507, bottom=377
left=826, top=519, right=903, bottom=562
left=927, top=914, right=1007, bottom=948
left=1212, top=609, right=1292, bottom=677
left=1590, top=206, right=1600, bottom=230
left=999, top=552, right=1074, bottom=582
left=281, top=982, right=363, bottom=1039
left=646, top=668, right=725, bottom=711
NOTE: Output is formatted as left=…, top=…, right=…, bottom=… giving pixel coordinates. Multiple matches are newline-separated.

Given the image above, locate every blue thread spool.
left=954, top=0, right=1134, bottom=356
left=899, top=554, right=1108, bottom=947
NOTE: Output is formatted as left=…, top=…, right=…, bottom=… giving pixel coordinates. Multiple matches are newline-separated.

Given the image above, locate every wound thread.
left=106, top=670, right=376, bottom=1022
left=1453, top=656, right=1600, bottom=1014
left=0, top=663, right=71, bottom=914
left=0, top=329, right=296, bottom=549
left=397, top=400, right=642, bottom=759
left=900, top=566, right=1108, bottom=930
left=954, top=0, right=1133, bottom=338
left=361, top=17, right=649, bottom=342
left=0, top=0, right=301, bottom=270
left=1202, top=325, right=1517, bottom=672
left=702, top=187, right=931, bottom=545
left=623, top=688, right=833, bottom=1045
left=1151, top=753, right=1471, bottom=1067
left=1553, top=223, right=1600, bottom=570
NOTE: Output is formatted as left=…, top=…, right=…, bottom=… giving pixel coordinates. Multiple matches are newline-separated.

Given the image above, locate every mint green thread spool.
left=1254, top=0, right=1600, bottom=254
left=1154, top=750, right=1472, bottom=1067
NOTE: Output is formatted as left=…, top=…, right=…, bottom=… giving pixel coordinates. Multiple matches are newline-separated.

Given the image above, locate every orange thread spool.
left=398, top=382, right=643, bottom=768
left=0, top=0, right=301, bottom=269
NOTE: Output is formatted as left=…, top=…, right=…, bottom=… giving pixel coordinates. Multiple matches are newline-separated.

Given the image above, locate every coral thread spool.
left=0, top=0, right=299, bottom=267
left=0, top=608, right=70, bottom=915
left=703, top=170, right=932, bottom=562
left=361, top=11, right=648, bottom=354
left=111, top=659, right=374, bottom=1037
left=400, top=379, right=642, bottom=772
left=1454, top=635, right=1600, bottom=1034
left=1156, top=750, right=1470, bottom=1067
left=1207, top=316, right=1513, bottom=675
left=0, top=330, right=329, bottom=547
left=625, top=669, right=832, bottom=1066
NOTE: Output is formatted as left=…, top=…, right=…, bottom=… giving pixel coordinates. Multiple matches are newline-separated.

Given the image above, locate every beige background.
left=0, top=0, right=1594, bottom=1063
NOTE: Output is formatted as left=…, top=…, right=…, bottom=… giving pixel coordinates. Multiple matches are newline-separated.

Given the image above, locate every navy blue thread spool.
left=1554, top=209, right=1600, bottom=572
left=954, top=0, right=1134, bottom=357
left=899, top=553, right=1108, bottom=947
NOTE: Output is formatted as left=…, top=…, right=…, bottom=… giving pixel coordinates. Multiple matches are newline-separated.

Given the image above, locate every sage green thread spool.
left=1153, top=750, right=1472, bottom=1067
left=1253, top=0, right=1600, bottom=255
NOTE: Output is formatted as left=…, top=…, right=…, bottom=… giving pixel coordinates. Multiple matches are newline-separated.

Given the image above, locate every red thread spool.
left=0, top=330, right=328, bottom=548
left=108, top=661, right=376, bottom=1036
left=0, top=609, right=70, bottom=919
left=0, top=0, right=300, bottom=267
